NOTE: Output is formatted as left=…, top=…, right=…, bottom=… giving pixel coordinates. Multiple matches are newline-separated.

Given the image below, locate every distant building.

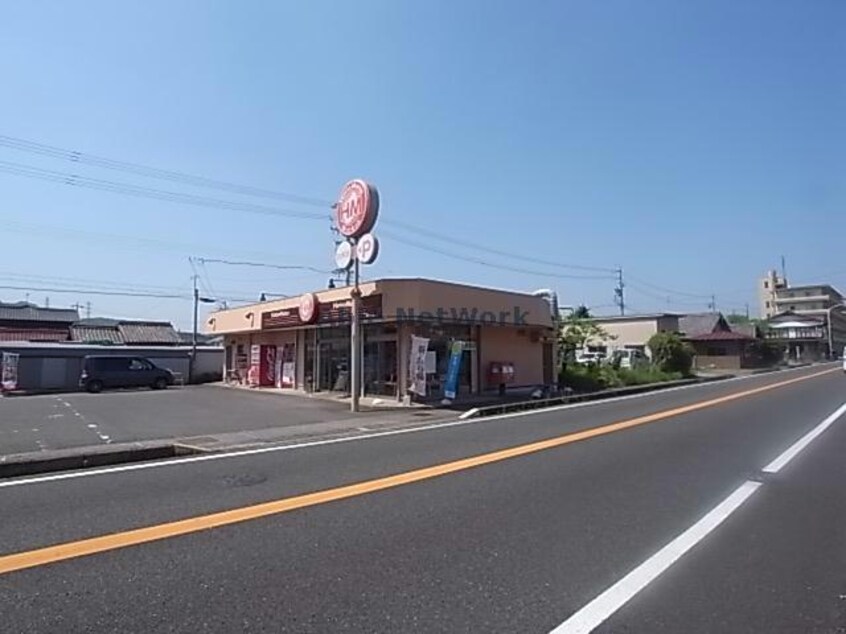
left=766, top=283, right=846, bottom=360
left=70, top=318, right=181, bottom=346
left=0, top=302, right=78, bottom=342
left=588, top=313, right=681, bottom=357
left=759, top=270, right=788, bottom=319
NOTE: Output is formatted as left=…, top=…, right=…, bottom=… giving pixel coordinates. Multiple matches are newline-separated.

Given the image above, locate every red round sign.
left=335, top=179, right=379, bottom=238
left=298, top=293, right=317, bottom=323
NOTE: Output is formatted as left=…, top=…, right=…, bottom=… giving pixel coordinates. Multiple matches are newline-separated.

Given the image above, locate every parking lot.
left=0, top=386, right=433, bottom=456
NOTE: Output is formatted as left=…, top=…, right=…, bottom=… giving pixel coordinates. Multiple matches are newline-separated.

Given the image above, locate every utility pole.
left=190, top=274, right=199, bottom=384
left=613, top=268, right=625, bottom=316
left=85, top=302, right=91, bottom=319
left=745, top=302, right=750, bottom=319
left=708, top=294, right=716, bottom=312
left=780, top=255, right=787, bottom=284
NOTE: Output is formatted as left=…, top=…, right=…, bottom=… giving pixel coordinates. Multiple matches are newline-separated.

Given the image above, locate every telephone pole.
left=613, top=268, right=625, bottom=316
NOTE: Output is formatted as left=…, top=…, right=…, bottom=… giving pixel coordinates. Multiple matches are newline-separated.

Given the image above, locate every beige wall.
left=206, top=278, right=553, bottom=335
left=379, top=279, right=553, bottom=329
left=479, top=326, right=544, bottom=388
left=589, top=316, right=680, bottom=352
left=207, top=282, right=379, bottom=335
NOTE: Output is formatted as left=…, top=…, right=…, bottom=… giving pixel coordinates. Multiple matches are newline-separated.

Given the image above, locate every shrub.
left=647, top=332, right=694, bottom=376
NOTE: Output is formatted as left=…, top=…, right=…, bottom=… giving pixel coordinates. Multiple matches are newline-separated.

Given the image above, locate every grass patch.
left=560, top=364, right=684, bottom=393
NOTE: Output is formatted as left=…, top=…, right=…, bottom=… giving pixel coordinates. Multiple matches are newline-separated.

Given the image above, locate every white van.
left=615, top=348, right=648, bottom=369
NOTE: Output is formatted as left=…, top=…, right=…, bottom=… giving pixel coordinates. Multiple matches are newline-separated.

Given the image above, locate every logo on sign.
left=335, top=180, right=379, bottom=238
left=299, top=293, right=317, bottom=323
left=356, top=233, right=379, bottom=264
left=335, top=240, right=354, bottom=270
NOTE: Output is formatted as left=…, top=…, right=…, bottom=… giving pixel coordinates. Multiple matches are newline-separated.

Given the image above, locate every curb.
left=460, top=376, right=731, bottom=419
left=0, top=442, right=198, bottom=479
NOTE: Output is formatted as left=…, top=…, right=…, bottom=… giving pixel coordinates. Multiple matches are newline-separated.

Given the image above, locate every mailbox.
left=488, top=362, right=516, bottom=395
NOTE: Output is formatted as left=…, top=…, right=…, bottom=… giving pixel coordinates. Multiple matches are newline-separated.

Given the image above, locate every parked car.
left=614, top=348, right=648, bottom=369
left=80, top=355, right=175, bottom=393
left=575, top=350, right=607, bottom=365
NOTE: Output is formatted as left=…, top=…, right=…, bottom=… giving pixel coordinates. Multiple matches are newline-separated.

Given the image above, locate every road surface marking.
left=550, top=481, right=762, bottom=634
left=0, top=368, right=834, bottom=575
left=762, top=401, right=846, bottom=473
left=0, top=365, right=834, bottom=490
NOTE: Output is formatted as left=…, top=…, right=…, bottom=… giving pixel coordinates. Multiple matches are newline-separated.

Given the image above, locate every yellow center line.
left=0, top=367, right=836, bottom=576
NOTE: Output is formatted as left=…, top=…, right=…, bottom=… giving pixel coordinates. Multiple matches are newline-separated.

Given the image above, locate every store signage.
left=356, top=233, right=379, bottom=264
left=442, top=341, right=464, bottom=400
left=262, top=307, right=299, bottom=329
left=335, top=179, right=379, bottom=238
left=408, top=335, right=430, bottom=396
left=299, top=293, right=318, bottom=323
left=335, top=241, right=354, bottom=270
left=1, top=352, right=19, bottom=391
left=261, top=294, right=383, bottom=329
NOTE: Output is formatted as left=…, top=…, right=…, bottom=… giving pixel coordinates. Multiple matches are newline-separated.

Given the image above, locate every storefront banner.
left=443, top=341, right=464, bottom=400
left=2, top=352, right=19, bottom=391
left=408, top=335, right=430, bottom=396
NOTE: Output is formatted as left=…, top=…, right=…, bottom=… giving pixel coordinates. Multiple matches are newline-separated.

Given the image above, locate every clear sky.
left=1, top=0, right=843, bottom=329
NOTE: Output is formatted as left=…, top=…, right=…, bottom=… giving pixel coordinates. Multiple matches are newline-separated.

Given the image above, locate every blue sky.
left=1, top=0, right=843, bottom=328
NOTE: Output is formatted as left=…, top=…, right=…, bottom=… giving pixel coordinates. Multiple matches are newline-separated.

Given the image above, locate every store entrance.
left=317, top=336, right=350, bottom=393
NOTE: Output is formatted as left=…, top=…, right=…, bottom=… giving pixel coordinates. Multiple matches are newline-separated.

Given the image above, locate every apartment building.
left=758, top=270, right=788, bottom=319
left=765, top=282, right=846, bottom=360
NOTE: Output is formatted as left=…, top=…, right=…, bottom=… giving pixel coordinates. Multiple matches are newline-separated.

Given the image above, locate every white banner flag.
left=408, top=335, right=430, bottom=396
left=1, top=352, right=19, bottom=391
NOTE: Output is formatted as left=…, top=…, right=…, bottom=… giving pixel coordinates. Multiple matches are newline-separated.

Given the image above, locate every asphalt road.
left=0, top=364, right=844, bottom=633
left=0, top=385, right=422, bottom=455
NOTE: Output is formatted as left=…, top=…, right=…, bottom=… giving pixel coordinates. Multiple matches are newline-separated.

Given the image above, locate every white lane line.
left=762, top=401, right=846, bottom=474
left=0, top=365, right=829, bottom=489
left=550, top=480, right=761, bottom=634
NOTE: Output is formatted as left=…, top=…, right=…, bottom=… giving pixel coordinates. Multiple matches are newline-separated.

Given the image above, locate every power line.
left=381, top=219, right=616, bottom=273
left=379, top=229, right=617, bottom=281
left=626, top=275, right=713, bottom=299
left=196, top=258, right=331, bottom=275
left=0, top=134, right=619, bottom=275
left=0, top=160, right=327, bottom=221
left=0, top=134, right=333, bottom=207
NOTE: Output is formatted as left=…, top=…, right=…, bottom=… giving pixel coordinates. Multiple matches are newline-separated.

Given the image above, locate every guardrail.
left=460, top=376, right=730, bottom=419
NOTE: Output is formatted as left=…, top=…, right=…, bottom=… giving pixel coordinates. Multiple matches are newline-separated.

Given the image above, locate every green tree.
left=572, top=304, right=592, bottom=319
left=647, top=331, right=694, bottom=375
left=559, top=314, right=615, bottom=367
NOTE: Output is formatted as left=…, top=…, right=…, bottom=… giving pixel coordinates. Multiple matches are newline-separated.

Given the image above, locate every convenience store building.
left=206, top=278, right=556, bottom=400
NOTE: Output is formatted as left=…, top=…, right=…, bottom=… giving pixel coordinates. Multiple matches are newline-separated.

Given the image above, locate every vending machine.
left=258, top=344, right=277, bottom=387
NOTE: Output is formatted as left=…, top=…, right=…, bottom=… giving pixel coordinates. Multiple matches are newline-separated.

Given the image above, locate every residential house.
left=678, top=312, right=759, bottom=370
left=764, top=310, right=838, bottom=362
left=0, top=302, right=78, bottom=342
left=766, top=283, right=846, bottom=359
left=587, top=313, right=681, bottom=358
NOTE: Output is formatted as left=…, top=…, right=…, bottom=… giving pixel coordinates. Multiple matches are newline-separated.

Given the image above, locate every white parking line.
left=550, top=481, right=762, bottom=634
left=0, top=364, right=829, bottom=489
left=762, top=401, right=846, bottom=473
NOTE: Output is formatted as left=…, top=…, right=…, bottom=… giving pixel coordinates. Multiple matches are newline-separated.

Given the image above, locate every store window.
left=414, top=323, right=475, bottom=396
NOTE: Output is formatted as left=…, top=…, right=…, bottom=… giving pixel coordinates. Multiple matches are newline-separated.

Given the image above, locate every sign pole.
left=350, top=247, right=361, bottom=412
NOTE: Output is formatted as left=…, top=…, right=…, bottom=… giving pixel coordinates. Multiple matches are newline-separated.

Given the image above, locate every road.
left=0, top=365, right=844, bottom=633
left=0, top=385, right=436, bottom=456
